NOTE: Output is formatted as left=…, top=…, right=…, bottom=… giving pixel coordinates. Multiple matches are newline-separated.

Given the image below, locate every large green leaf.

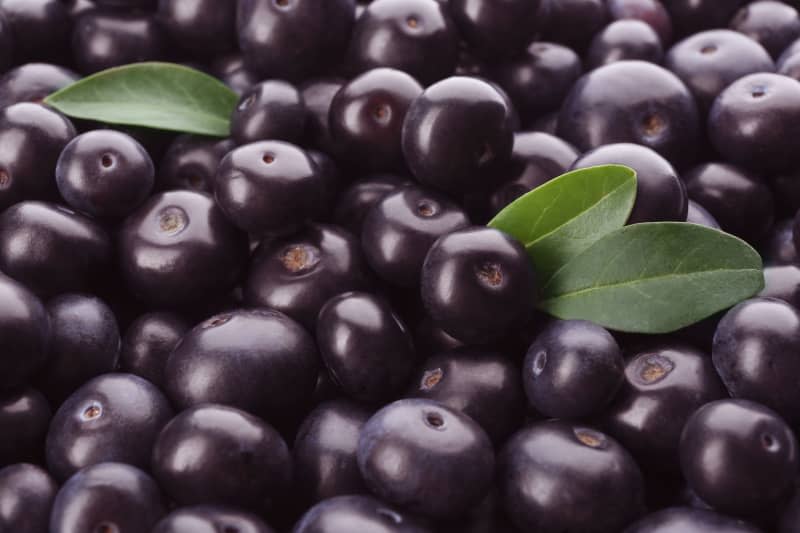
left=45, top=62, right=238, bottom=137
left=488, top=164, right=636, bottom=281
left=539, top=222, right=764, bottom=333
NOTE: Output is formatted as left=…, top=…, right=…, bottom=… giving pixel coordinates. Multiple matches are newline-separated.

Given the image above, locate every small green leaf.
left=44, top=62, right=238, bottom=137
left=539, top=223, right=764, bottom=333
left=488, top=164, right=637, bottom=281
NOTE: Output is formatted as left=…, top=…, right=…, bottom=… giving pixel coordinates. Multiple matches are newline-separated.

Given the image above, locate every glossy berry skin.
left=760, top=265, right=800, bottom=309
left=492, top=42, right=582, bottom=126
left=0, top=388, right=50, bottom=465
left=601, top=344, right=726, bottom=474
left=333, top=174, right=407, bottom=235
left=294, top=495, right=432, bottom=533
left=317, top=292, right=416, bottom=404
left=293, top=400, right=370, bottom=504
left=300, top=77, right=345, bottom=150
left=362, top=186, right=469, bottom=287
left=213, top=54, right=259, bottom=96
left=215, top=141, right=325, bottom=236
left=157, top=0, right=236, bottom=54
left=684, top=163, right=774, bottom=244
left=686, top=200, right=721, bottom=229
left=357, top=399, right=494, bottom=520
left=0, top=275, right=49, bottom=391
left=0, top=0, right=70, bottom=62
left=56, top=130, right=155, bottom=218
left=730, top=1, right=800, bottom=59
left=586, top=20, right=664, bottom=70
left=346, top=0, right=459, bottom=86
left=402, top=76, right=514, bottom=195
left=540, top=0, right=609, bottom=52
left=407, top=348, right=524, bottom=443
left=152, top=404, right=292, bottom=508
left=0, top=63, right=78, bottom=109
left=524, top=320, right=624, bottom=420
left=158, top=134, right=234, bottom=193
left=244, top=224, right=372, bottom=328
left=119, top=311, right=189, bottom=389
left=0, top=103, right=76, bottom=211
left=37, top=294, right=120, bottom=405
left=664, top=30, right=775, bottom=114
left=330, top=68, right=423, bottom=171
left=572, top=143, right=687, bottom=223
left=762, top=219, right=797, bottom=265
left=558, top=61, right=699, bottom=169
left=72, top=10, right=166, bottom=74
left=680, top=399, right=798, bottom=517
left=119, top=190, right=248, bottom=308
left=500, top=420, right=645, bottom=533
left=421, top=227, right=536, bottom=344
left=709, top=73, right=800, bottom=173
left=165, top=308, right=319, bottom=424
left=231, top=80, right=306, bottom=145
left=449, top=0, right=540, bottom=57
left=608, top=0, right=673, bottom=44
left=49, top=462, right=165, bottom=533
left=712, top=298, right=800, bottom=425
left=489, top=132, right=580, bottom=214
left=45, top=373, right=173, bottom=481
left=625, top=507, right=763, bottom=533
left=664, top=0, right=746, bottom=37
left=237, top=0, right=355, bottom=81
left=152, top=505, right=275, bottom=533
left=0, top=463, right=57, bottom=533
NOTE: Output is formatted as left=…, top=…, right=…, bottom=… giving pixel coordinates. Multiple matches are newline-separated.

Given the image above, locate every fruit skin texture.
left=244, top=224, right=372, bottom=328
left=118, top=311, right=189, bottom=389
left=45, top=373, right=173, bottom=481
left=317, top=292, right=416, bottom=404
left=237, top=0, right=356, bottom=81
left=333, top=174, right=407, bottom=235
left=421, top=226, right=536, bottom=344
left=0, top=0, right=70, bottom=63
left=449, top=0, right=541, bottom=57
left=730, top=0, right=800, bottom=59
left=571, top=143, right=687, bottom=223
left=763, top=219, right=797, bottom=265
left=664, top=0, right=747, bottom=38
left=586, top=19, right=664, bottom=70
left=0, top=63, right=78, bottom=109
left=558, top=60, right=700, bottom=169
left=294, top=494, right=432, bottom=533
left=540, top=0, right=609, bottom=53
left=524, top=319, right=625, bottom=420
left=607, top=0, right=673, bottom=45
left=0, top=201, right=111, bottom=298
left=0, top=274, right=50, bottom=391
left=151, top=404, right=291, bottom=509
left=231, top=80, right=307, bottom=145
left=402, top=76, right=514, bottom=194
left=601, top=343, right=726, bottom=474
left=686, top=200, right=720, bottom=229
left=709, top=73, right=800, bottom=173
left=0, top=388, right=50, bottom=465
left=0, top=103, right=77, bottom=211
left=664, top=29, right=775, bottom=114
left=346, top=0, right=459, bottom=86
left=712, top=298, right=800, bottom=425
left=215, top=141, right=325, bottom=236
left=362, top=185, right=470, bottom=288
left=407, top=348, right=525, bottom=444
left=293, top=400, right=370, bottom=504
left=624, top=507, right=763, bottom=533
left=152, top=505, right=276, bottom=533
left=56, top=129, right=155, bottom=218
left=49, top=462, right=165, bottom=533
left=500, top=420, right=645, bottom=533
left=684, top=162, right=774, bottom=244
left=119, top=190, right=248, bottom=308
left=158, top=134, right=235, bottom=193
left=0, top=463, right=57, bottom=533
left=329, top=68, right=423, bottom=172
left=357, top=399, right=494, bottom=520
left=36, top=294, right=120, bottom=405
left=679, top=399, right=798, bottom=517
left=157, top=0, right=237, bottom=54
left=760, top=265, right=800, bottom=309
left=165, top=308, right=319, bottom=424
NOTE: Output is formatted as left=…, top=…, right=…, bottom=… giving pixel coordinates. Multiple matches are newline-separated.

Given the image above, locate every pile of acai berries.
left=4, top=0, right=800, bottom=532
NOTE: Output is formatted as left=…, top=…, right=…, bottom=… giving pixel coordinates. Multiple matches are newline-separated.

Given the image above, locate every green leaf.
left=539, top=223, right=765, bottom=333
left=44, top=62, right=238, bottom=137
left=488, top=164, right=637, bottom=281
